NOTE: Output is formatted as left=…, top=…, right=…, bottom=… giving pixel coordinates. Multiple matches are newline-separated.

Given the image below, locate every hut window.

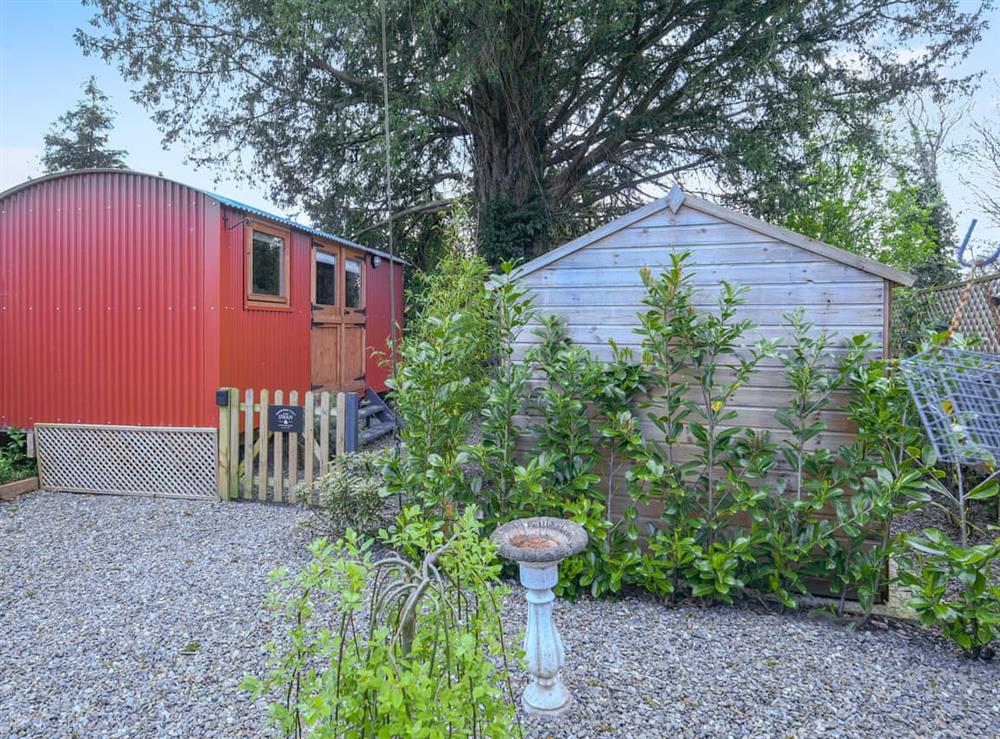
left=315, top=251, right=337, bottom=306
left=247, top=225, right=290, bottom=305
left=345, top=258, right=363, bottom=309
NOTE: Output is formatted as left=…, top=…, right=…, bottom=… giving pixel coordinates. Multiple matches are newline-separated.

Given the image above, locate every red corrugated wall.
left=0, top=171, right=220, bottom=428
left=217, top=209, right=312, bottom=394
left=1, top=171, right=404, bottom=431
left=365, top=259, right=405, bottom=392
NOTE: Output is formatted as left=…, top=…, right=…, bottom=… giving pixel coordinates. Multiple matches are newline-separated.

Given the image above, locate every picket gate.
left=215, top=388, right=362, bottom=503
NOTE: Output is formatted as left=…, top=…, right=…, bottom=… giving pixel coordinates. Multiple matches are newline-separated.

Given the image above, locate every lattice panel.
left=35, top=424, right=217, bottom=500
left=903, top=273, right=1000, bottom=354
left=901, top=349, right=1000, bottom=465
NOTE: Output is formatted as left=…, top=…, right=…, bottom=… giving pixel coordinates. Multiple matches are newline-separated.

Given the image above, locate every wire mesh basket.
left=900, top=348, right=1000, bottom=466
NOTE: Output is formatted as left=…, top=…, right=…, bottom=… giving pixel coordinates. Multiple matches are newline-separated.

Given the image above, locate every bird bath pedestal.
left=491, top=516, right=588, bottom=717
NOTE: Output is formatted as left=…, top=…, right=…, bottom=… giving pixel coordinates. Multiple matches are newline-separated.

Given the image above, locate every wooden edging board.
left=0, top=475, right=39, bottom=502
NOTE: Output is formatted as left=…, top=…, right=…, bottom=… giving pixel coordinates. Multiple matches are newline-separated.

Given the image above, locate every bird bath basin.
left=491, top=517, right=587, bottom=716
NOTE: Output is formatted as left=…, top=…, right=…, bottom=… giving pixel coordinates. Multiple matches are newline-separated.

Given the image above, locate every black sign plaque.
left=268, top=405, right=305, bottom=434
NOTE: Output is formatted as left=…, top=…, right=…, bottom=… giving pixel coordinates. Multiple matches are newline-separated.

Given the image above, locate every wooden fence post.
left=288, top=390, right=299, bottom=504
left=217, top=387, right=232, bottom=501
left=274, top=389, right=284, bottom=503
left=335, top=392, right=359, bottom=456
left=319, top=392, right=330, bottom=474
left=335, top=393, right=345, bottom=456
left=227, top=387, right=239, bottom=501
left=258, top=388, right=270, bottom=501
left=344, top=392, right=359, bottom=454
left=304, top=390, right=315, bottom=498
left=243, top=389, right=254, bottom=498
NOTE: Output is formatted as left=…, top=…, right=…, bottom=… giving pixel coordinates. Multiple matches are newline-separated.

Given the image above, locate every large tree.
left=42, top=76, right=128, bottom=172
left=78, top=0, right=986, bottom=265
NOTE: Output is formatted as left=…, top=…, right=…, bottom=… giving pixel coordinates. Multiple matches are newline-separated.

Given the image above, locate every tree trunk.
left=466, top=1, right=550, bottom=266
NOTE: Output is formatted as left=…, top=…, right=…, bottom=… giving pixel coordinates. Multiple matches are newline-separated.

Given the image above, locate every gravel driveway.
left=3, top=492, right=1000, bottom=738
left=1, top=492, right=311, bottom=738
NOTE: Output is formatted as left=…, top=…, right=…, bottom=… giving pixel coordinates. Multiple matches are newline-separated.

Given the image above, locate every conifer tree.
left=42, top=76, right=128, bottom=172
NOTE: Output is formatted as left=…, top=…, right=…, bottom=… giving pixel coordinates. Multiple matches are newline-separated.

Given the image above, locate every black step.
left=361, top=419, right=395, bottom=444
left=364, top=388, right=396, bottom=423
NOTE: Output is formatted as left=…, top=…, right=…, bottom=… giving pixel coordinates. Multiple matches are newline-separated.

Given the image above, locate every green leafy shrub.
left=620, top=253, right=938, bottom=614
left=469, top=263, right=537, bottom=524
left=306, top=450, right=387, bottom=536
left=520, top=317, right=649, bottom=598
left=628, top=254, right=776, bottom=603
left=405, top=213, right=495, bottom=391
left=899, top=528, right=1000, bottom=659
left=0, top=429, right=34, bottom=485
left=245, top=508, right=518, bottom=737
left=388, top=247, right=964, bottom=632
left=383, top=248, right=492, bottom=518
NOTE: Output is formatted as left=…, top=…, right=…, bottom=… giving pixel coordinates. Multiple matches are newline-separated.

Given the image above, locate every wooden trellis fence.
left=215, top=388, right=361, bottom=503
left=894, top=272, right=1000, bottom=355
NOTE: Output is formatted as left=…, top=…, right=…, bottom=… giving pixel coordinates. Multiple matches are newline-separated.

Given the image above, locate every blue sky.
left=1, top=0, right=999, bottom=247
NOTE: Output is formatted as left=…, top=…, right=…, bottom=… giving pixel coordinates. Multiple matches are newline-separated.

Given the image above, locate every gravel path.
left=509, top=595, right=1000, bottom=738
left=1, top=492, right=312, bottom=738
left=3, top=492, right=1000, bottom=738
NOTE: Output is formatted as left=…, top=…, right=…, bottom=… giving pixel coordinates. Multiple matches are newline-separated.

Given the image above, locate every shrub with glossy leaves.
left=899, top=528, right=1000, bottom=659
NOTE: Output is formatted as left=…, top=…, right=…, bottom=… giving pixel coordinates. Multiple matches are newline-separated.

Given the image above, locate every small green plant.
left=0, top=428, right=34, bottom=485
left=245, top=508, right=518, bottom=737
left=306, top=450, right=387, bottom=537
left=898, top=528, right=1000, bottom=659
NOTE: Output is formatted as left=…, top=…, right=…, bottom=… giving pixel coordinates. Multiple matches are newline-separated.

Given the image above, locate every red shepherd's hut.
left=0, top=169, right=404, bottom=432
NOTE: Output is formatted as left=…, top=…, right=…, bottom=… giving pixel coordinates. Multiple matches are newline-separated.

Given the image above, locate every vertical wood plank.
left=319, top=391, right=330, bottom=475
left=288, top=390, right=299, bottom=504
left=335, top=392, right=346, bottom=457
left=883, top=281, right=892, bottom=359
left=304, top=390, right=315, bottom=497
left=258, top=388, right=270, bottom=501
left=274, top=389, right=285, bottom=503
left=243, top=389, right=254, bottom=498
left=228, top=388, right=239, bottom=501
left=217, top=387, right=231, bottom=501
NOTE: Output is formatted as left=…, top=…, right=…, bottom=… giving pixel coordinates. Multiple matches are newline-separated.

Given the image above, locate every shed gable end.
left=518, top=201, right=882, bottom=295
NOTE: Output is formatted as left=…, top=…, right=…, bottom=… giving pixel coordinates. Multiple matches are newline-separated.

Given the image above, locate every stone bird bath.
left=491, top=516, right=588, bottom=716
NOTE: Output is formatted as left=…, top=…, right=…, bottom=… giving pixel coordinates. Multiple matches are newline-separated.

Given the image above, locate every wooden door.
left=341, top=324, right=365, bottom=392
left=341, top=252, right=367, bottom=392
left=310, top=242, right=340, bottom=390
left=309, top=242, right=366, bottom=392
left=311, top=325, right=340, bottom=390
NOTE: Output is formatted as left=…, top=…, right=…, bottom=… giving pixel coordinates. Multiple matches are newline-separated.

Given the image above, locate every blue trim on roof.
left=205, top=191, right=405, bottom=265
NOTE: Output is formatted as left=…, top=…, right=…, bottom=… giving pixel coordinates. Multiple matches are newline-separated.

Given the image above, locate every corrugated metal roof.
left=0, top=169, right=406, bottom=265
left=205, top=190, right=406, bottom=265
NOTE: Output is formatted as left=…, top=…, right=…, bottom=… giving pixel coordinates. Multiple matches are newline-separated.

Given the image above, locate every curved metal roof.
left=0, top=168, right=405, bottom=265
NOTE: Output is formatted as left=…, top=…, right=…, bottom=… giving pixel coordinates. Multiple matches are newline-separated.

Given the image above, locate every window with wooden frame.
left=246, top=221, right=291, bottom=307
left=311, top=242, right=340, bottom=322
left=345, top=256, right=364, bottom=310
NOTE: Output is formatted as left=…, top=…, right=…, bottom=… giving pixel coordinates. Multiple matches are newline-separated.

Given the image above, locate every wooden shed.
left=512, top=185, right=914, bottom=527
left=0, top=169, right=404, bottom=431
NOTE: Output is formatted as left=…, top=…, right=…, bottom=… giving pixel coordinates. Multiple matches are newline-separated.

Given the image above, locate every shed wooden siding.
left=512, top=200, right=890, bottom=525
